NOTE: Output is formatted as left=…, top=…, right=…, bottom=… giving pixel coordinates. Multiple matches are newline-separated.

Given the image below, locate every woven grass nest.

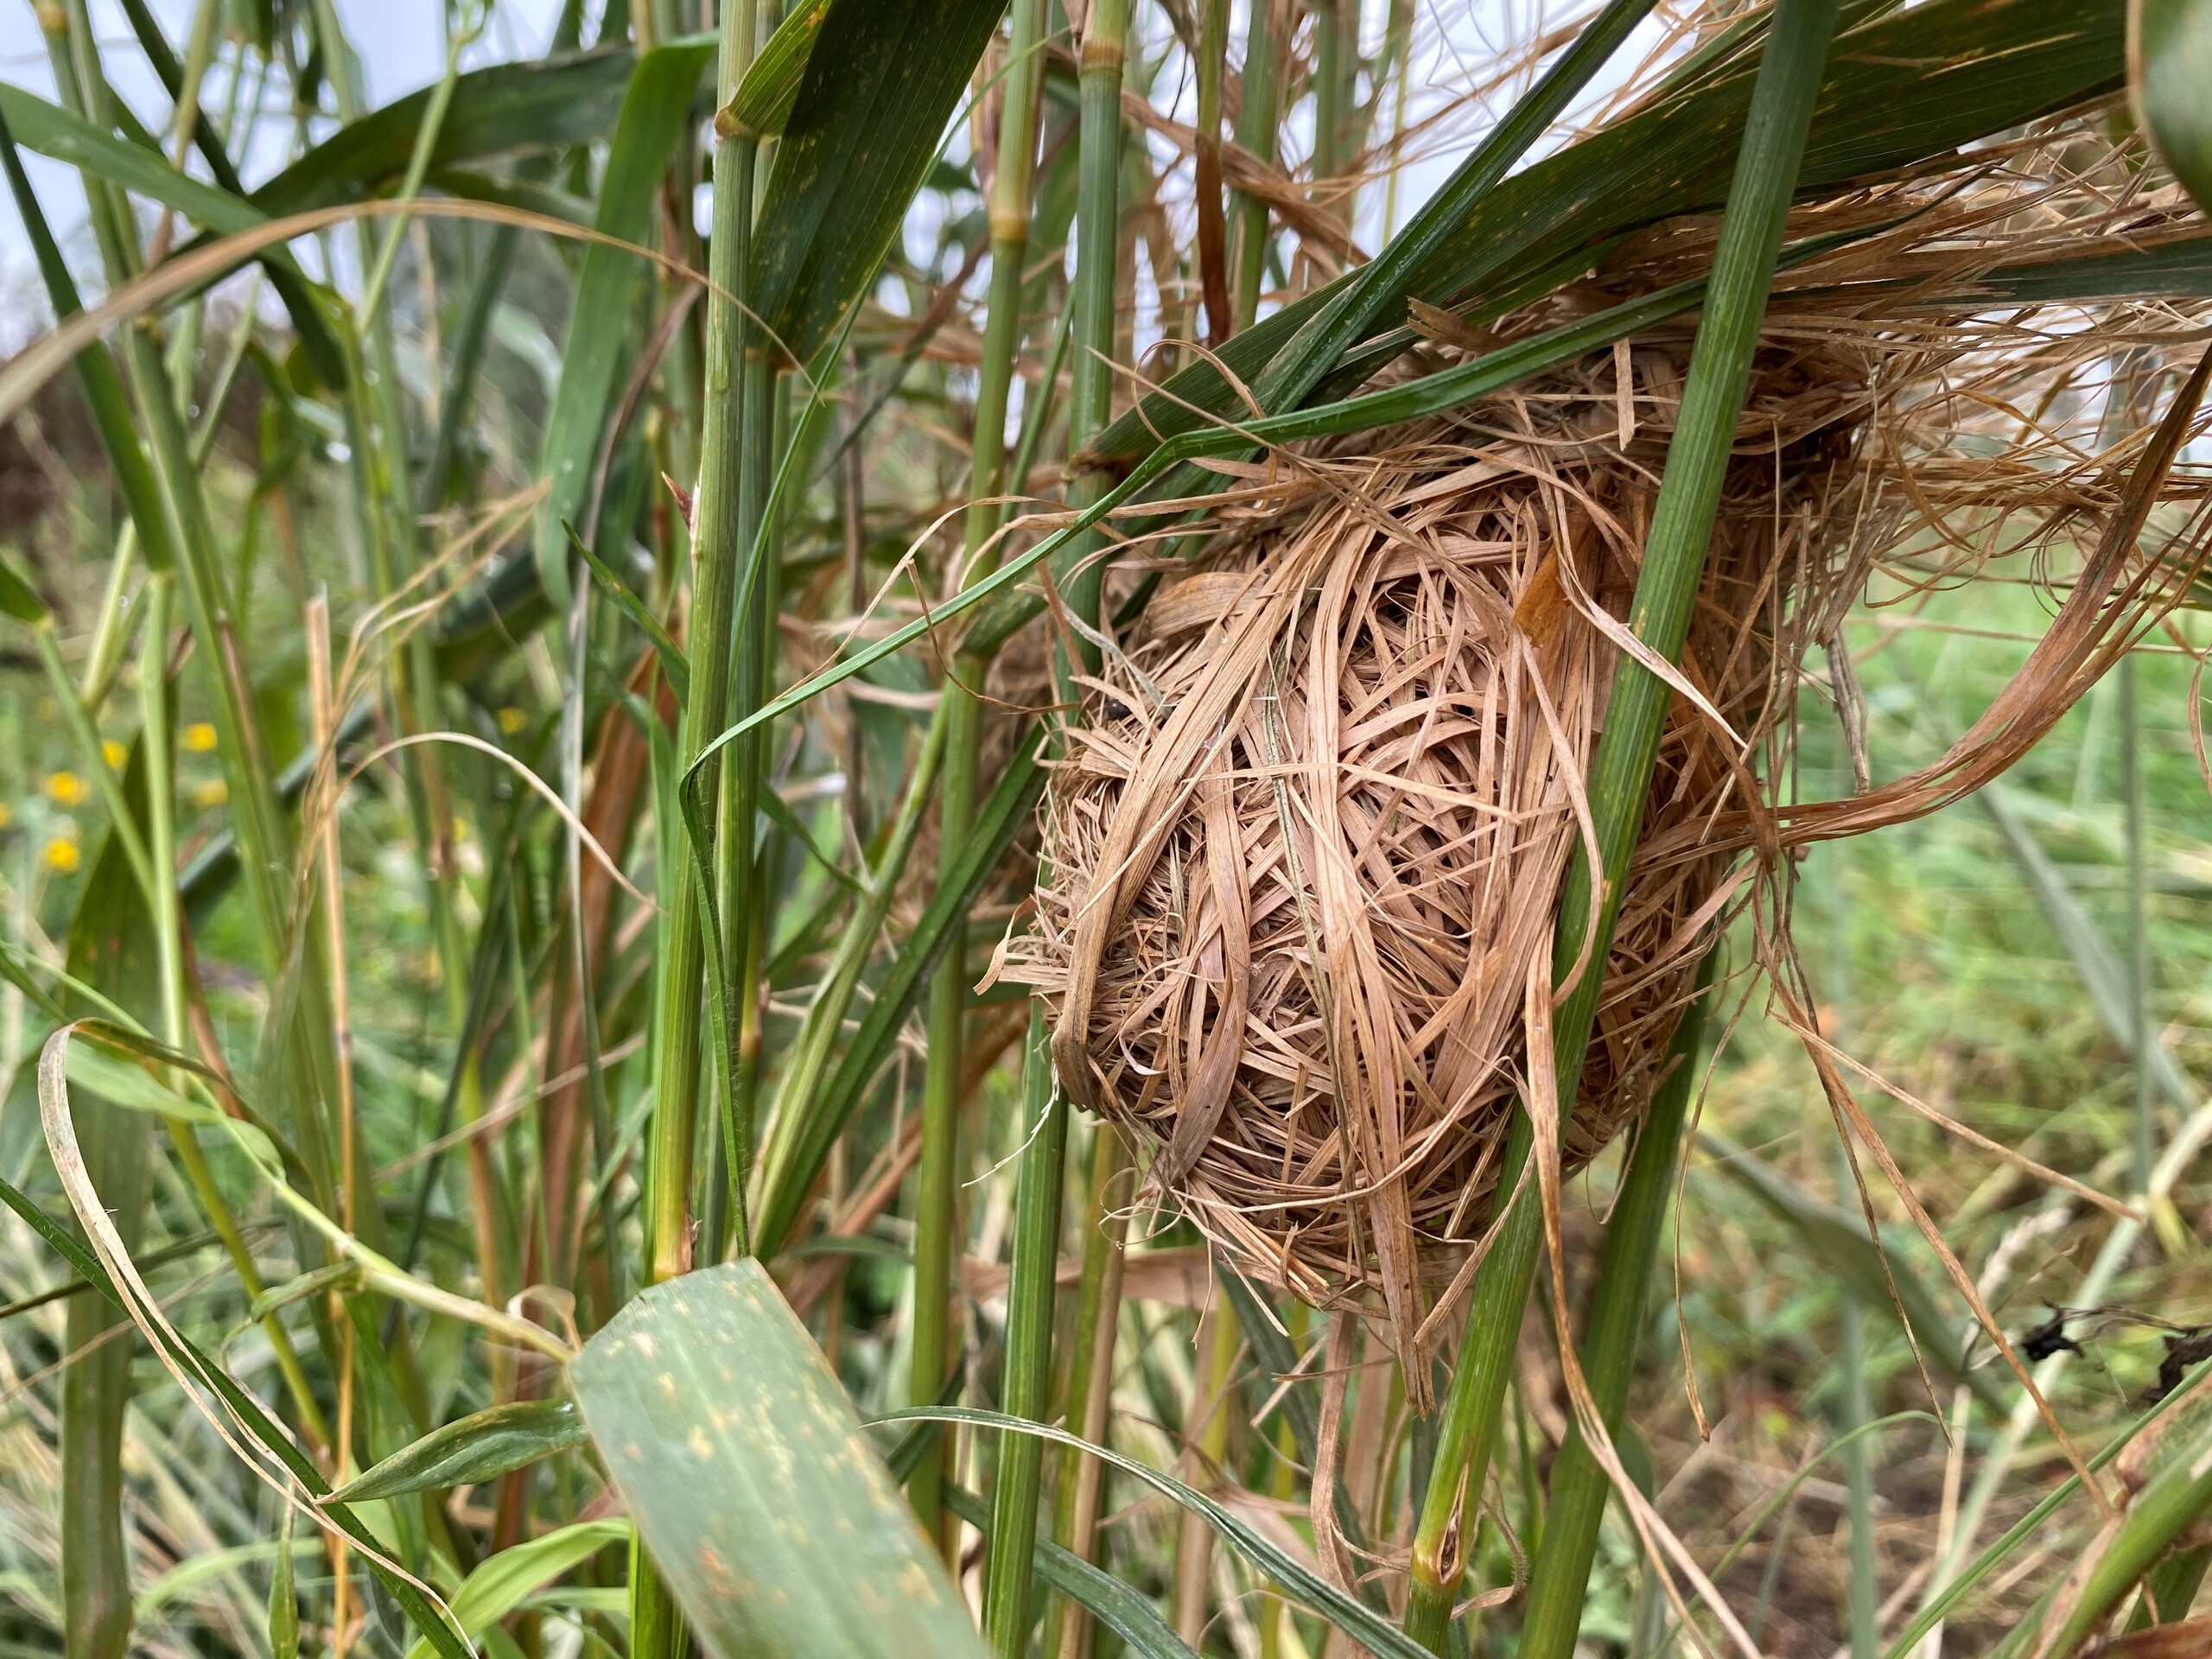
left=1000, top=168, right=2212, bottom=1371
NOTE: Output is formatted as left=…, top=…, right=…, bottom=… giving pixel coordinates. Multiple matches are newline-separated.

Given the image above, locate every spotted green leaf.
left=569, top=1261, right=988, bottom=1659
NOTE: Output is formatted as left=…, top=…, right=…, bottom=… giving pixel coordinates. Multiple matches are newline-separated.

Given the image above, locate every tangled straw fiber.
left=1000, top=156, right=2212, bottom=1360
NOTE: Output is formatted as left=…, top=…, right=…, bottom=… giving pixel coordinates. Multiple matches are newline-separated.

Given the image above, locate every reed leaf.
left=327, top=1401, right=586, bottom=1504
left=2134, top=0, right=2212, bottom=213
left=528, top=41, right=716, bottom=601
left=571, top=1261, right=988, bottom=1659
left=747, top=0, right=1011, bottom=368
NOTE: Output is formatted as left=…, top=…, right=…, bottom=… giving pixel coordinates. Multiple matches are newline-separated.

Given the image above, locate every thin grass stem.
left=1402, top=3, right=1840, bottom=1643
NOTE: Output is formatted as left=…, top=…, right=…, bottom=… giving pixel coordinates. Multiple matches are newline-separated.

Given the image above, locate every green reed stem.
left=1516, top=957, right=1714, bottom=1659
left=1053, top=0, right=1129, bottom=665
left=646, top=0, right=759, bottom=1287
left=636, top=5, right=758, bottom=1654
left=1312, top=0, right=1349, bottom=220
left=1828, top=847, right=1878, bottom=1659
left=1402, top=2, right=1839, bottom=1645
left=1230, top=0, right=1281, bottom=331
left=982, top=1006, right=1071, bottom=1654
left=1045, top=1124, right=1132, bottom=1659
left=912, top=0, right=1049, bottom=1548
left=755, top=707, right=947, bottom=1211
left=969, top=0, right=1125, bottom=1608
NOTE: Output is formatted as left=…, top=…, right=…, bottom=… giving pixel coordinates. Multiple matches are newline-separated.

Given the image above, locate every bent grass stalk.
left=1402, top=1, right=1840, bottom=1643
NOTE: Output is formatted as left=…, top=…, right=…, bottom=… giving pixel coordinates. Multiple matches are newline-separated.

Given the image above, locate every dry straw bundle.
left=1004, top=152, right=2212, bottom=1359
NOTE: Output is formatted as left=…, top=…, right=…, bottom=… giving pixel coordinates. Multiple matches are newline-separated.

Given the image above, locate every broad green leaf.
left=722, top=0, right=832, bottom=139
left=2134, top=0, right=2212, bottom=213
left=530, top=41, right=717, bottom=607
left=251, top=47, right=674, bottom=218
left=0, top=86, right=264, bottom=237
left=569, top=1261, right=988, bottom=1659
left=402, top=1521, right=630, bottom=1659
left=1697, top=1132, right=2004, bottom=1409
left=748, top=0, right=1008, bottom=368
left=332, top=1400, right=588, bottom=1503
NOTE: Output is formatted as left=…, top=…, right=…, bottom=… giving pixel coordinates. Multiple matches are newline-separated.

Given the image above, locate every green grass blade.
left=566, top=523, right=691, bottom=702
left=1214, top=1264, right=1383, bottom=1609
left=57, top=766, right=158, bottom=1659
left=401, top=1522, right=631, bottom=1659
left=1249, top=0, right=1658, bottom=416
left=1091, top=0, right=2125, bottom=465
left=0, top=1172, right=475, bottom=1659
left=329, top=1401, right=586, bottom=1503
left=2040, top=1395, right=2212, bottom=1656
left=0, top=111, right=181, bottom=576
left=1884, top=1357, right=2212, bottom=1659
left=887, top=1407, right=1438, bottom=1659
left=249, top=45, right=668, bottom=217
left=945, top=1482, right=1198, bottom=1659
left=91, top=0, right=353, bottom=384
left=571, top=1262, right=989, bottom=1659
left=697, top=232, right=1865, bottom=759
left=0, top=85, right=267, bottom=235
left=981, top=1008, right=1070, bottom=1652
left=1976, top=780, right=2196, bottom=1114
left=1695, top=1132, right=2003, bottom=1408
left=529, top=40, right=716, bottom=603
left=721, top=0, right=830, bottom=138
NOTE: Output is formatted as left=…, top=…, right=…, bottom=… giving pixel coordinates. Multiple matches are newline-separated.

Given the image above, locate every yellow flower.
left=194, top=779, right=228, bottom=808
left=182, top=722, right=218, bottom=753
left=101, top=739, right=126, bottom=770
left=496, top=706, right=527, bottom=735
left=45, top=771, right=89, bottom=807
left=0, top=803, right=11, bottom=830
left=42, top=836, right=79, bottom=874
